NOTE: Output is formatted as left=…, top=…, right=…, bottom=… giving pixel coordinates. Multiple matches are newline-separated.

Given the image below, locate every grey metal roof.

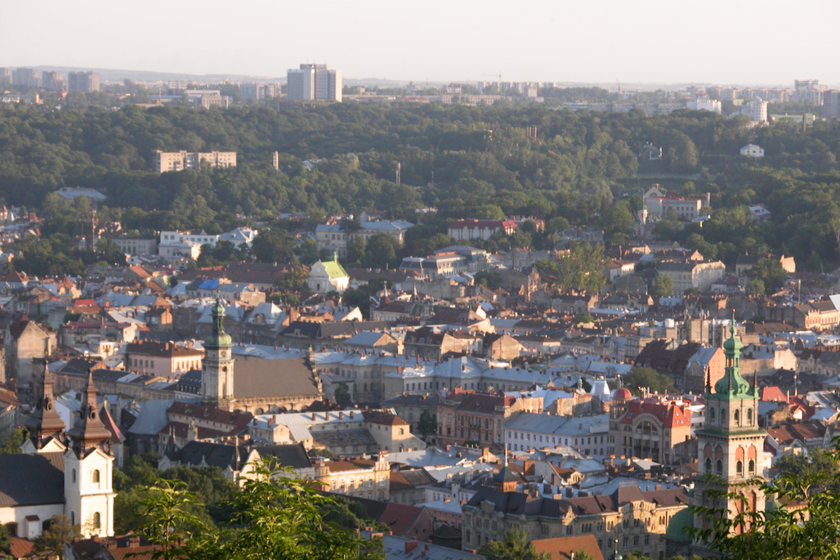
left=0, top=452, right=65, bottom=507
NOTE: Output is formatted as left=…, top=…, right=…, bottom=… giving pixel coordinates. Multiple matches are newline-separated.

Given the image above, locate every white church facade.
left=0, top=370, right=115, bottom=539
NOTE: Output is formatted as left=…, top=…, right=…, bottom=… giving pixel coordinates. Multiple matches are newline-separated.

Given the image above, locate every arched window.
left=734, top=409, right=740, bottom=426
left=92, top=469, right=101, bottom=484
left=705, top=458, right=712, bottom=473
left=709, top=408, right=716, bottom=424
left=716, top=460, right=723, bottom=475
left=747, top=408, right=753, bottom=425
left=736, top=460, right=743, bottom=475
left=92, top=512, right=101, bottom=530
left=748, top=459, right=755, bottom=473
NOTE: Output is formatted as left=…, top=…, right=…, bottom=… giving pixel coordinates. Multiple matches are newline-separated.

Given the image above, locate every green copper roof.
left=665, top=507, right=694, bottom=543
left=205, top=296, right=232, bottom=349
left=320, top=253, right=348, bottom=280
left=711, top=311, right=753, bottom=400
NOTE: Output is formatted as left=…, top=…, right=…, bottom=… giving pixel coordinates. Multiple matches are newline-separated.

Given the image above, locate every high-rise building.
left=240, top=83, right=279, bottom=101
left=41, top=71, right=65, bottom=91
left=68, top=71, right=100, bottom=93
left=286, top=63, right=341, bottom=102
left=824, top=91, right=840, bottom=120
left=794, top=79, right=826, bottom=104
left=12, top=68, right=40, bottom=88
left=740, top=99, right=768, bottom=123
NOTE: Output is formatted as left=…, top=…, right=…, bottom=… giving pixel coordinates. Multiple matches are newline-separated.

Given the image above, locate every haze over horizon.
left=2, top=0, right=839, bottom=86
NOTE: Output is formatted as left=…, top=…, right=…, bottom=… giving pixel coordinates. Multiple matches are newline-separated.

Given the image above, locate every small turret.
left=24, top=364, right=66, bottom=450
left=66, top=371, right=112, bottom=454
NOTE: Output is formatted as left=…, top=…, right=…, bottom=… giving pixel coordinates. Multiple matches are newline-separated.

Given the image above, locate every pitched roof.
left=233, top=357, right=320, bottom=399
left=0, top=452, right=64, bottom=507
left=532, top=535, right=605, bottom=560
left=256, top=443, right=313, bottom=470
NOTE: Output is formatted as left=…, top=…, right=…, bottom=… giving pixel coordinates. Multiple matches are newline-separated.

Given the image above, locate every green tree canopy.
left=478, top=529, right=549, bottom=560
left=623, top=367, right=673, bottom=395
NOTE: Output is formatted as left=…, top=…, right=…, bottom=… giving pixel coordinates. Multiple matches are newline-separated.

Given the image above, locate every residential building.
left=506, top=413, right=609, bottom=456
left=656, top=261, right=725, bottom=295
left=286, top=64, right=342, bottom=102
left=11, top=68, right=40, bottom=88
left=4, top=316, right=56, bottom=387
left=155, top=150, right=237, bottom=173
left=794, top=79, right=826, bottom=104
left=792, top=301, right=840, bottom=331
left=314, top=452, right=390, bottom=500
left=125, top=341, right=203, bottom=377
left=462, top=482, right=688, bottom=559
left=437, top=393, right=515, bottom=448
left=740, top=144, right=765, bottom=158
left=314, top=214, right=413, bottom=258
left=68, top=71, right=100, bottom=93
left=686, top=99, right=721, bottom=113
left=113, top=237, right=157, bottom=256
left=824, top=90, right=840, bottom=119
left=447, top=220, right=517, bottom=242
left=239, top=83, right=277, bottom=100
left=735, top=253, right=795, bottom=275
left=740, top=100, right=768, bottom=123
left=41, top=71, right=65, bottom=91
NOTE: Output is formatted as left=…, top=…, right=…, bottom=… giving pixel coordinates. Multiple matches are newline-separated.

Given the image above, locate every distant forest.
left=2, top=102, right=840, bottom=273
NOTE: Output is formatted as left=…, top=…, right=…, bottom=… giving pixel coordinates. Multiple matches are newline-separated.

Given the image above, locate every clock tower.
left=201, top=297, right=235, bottom=410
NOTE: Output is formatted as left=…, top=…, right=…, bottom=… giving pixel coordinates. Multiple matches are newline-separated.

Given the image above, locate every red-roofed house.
left=608, top=397, right=693, bottom=464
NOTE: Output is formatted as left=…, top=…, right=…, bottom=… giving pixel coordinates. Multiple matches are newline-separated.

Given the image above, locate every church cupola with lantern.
left=693, top=312, right=767, bottom=538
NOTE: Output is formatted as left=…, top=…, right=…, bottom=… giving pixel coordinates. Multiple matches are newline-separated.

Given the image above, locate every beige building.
left=657, top=261, right=725, bottom=295
left=155, top=150, right=237, bottom=173
left=462, top=473, right=688, bottom=560
left=125, top=341, right=203, bottom=377
left=314, top=452, right=390, bottom=501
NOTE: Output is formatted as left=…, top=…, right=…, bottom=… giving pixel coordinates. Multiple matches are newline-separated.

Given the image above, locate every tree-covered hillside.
left=3, top=102, right=840, bottom=270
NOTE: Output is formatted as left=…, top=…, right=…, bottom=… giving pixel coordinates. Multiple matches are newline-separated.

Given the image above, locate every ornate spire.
left=205, top=295, right=232, bottom=349
left=24, top=364, right=66, bottom=449
left=66, top=370, right=112, bottom=453
left=712, top=310, right=751, bottom=399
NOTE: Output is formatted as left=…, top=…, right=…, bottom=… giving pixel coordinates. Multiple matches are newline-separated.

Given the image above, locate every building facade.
left=155, top=151, right=237, bottom=173
left=68, top=72, right=100, bottom=93
left=286, top=64, right=342, bottom=102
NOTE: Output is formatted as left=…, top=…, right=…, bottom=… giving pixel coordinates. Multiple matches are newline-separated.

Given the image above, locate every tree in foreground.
left=689, top=438, right=840, bottom=560
left=135, top=461, right=382, bottom=560
left=33, top=514, right=81, bottom=560
left=478, top=529, right=549, bottom=560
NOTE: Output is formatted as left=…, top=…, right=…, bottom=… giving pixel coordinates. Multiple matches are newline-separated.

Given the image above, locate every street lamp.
left=612, top=537, right=623, bottom=560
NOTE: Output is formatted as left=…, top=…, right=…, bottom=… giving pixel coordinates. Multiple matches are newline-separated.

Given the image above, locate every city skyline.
left=2, top=0, right=839, bottom=86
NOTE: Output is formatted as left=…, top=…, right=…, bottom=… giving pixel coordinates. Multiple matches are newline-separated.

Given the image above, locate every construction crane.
left=51, top=73, right=66, bottom=103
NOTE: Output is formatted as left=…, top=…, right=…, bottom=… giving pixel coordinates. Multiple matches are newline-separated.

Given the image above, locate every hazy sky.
left=2, top=0, right=839, bottom=86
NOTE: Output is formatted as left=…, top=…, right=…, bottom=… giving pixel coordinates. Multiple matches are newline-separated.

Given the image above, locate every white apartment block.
left=740, top=100, right=768, bottom=123
left=155, top=150, right=237, bottom=173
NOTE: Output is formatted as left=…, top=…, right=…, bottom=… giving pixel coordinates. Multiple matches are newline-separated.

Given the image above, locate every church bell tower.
left=694, top=312, right=766, bottom=537
left=201, top=297, right=235, bottom=410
